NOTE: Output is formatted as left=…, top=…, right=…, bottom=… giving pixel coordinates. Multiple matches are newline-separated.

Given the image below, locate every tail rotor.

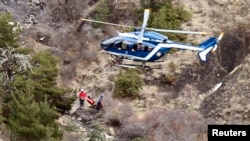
left=212, top=32, right=224, bottom=53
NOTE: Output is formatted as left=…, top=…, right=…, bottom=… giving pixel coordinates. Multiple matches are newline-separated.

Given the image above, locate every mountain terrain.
left=0, top=0, right=250, bottom=141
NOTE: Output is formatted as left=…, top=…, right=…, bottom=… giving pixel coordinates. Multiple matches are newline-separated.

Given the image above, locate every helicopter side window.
left=137, top=44, right=144, bottom=51
left=120, top=41, right=134, bottom=50
left=132, top=44, right=137, bottom=51
left=121, top=43, right=127, bottom=50
left=112, top=41, right=122, bottom=49
left=137, top=44, right=153, bottom=52
left=116, top=42, right=122, bottom=48
left=148, top=47, right=153, bottom=52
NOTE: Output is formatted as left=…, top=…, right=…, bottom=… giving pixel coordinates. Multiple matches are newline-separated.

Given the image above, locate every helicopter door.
left=128, top=44, right=153, bottom=58
left=107, top=40, right=130, bottom=55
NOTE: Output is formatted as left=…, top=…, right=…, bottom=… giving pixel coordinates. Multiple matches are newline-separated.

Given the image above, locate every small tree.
left=0, top=13, right=20, bottom=48
left=113, top=69, right=143, bottom=98
left=139, top=0, right=191, bottom=41
left=0, top=12, right=65, bottom=141
left=0, top=13, right=26, bottom=90
left=0, top=45, right=32, bottom=88
left=151, top=3, right=191, bottom=41
left=92, top=0, right=111, bottom=28
left=5, top=78, right=62, bottom=141
left=30, top=51, right=74, bottom=114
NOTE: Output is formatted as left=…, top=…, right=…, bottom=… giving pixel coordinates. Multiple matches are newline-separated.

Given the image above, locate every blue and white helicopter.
left=82, top=9, right=224, bottom=68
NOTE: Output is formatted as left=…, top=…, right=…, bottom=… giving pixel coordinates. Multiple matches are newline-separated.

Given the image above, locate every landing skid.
left=114, top=62, right=162, bottom=69
left=110, top=55, right=163, bottom=69
left=116, top=64, right=149, bottom=69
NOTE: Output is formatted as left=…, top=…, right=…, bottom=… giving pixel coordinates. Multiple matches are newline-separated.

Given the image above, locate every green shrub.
left=113, top=69, right=143, bottom=98
left=168, top=61, right=177, bottom=71
left=92, top=0, right=111, bottom=28
left=4, top=79, right=62, bottom=141
left=0, top=13, right=66, bottom=141
left=0, top=13, right=20, bottom=48
left=87, top=124, right=105, bottom=141
left=139, top=0, right=191, bottom=41
left=163, top=73, right=176, bottom=85
left=132, top=137, right=144, bottom=141
left=30, top=51, right=74, bottom=114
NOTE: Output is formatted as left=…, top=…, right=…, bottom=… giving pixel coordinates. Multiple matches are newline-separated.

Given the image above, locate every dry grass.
left=0, top=125, right=11, bottom=141
left=103, top=95, right=134, bottom=127
left=116, top=109, right=208, bottom=141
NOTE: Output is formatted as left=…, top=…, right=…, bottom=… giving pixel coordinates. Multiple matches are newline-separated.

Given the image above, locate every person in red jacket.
left=78, top=88, right=87, bottom=109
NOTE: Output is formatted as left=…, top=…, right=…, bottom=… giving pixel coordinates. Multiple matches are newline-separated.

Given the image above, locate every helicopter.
left=81, top=9, right=224, bottom=68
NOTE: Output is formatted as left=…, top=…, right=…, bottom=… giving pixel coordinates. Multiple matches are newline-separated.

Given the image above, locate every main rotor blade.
left=147, top=28, right=208, bottom=35
left=81, top=18, right=137, bottom=28
left=142, top=9, right=150, bottom=28
left=217, top=32, right=224, bottom=41
left=138, top=9, right=150, bottom=43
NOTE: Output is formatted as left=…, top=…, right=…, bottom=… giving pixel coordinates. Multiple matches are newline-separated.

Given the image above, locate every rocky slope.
left=1, top=0, right=250, bottom=140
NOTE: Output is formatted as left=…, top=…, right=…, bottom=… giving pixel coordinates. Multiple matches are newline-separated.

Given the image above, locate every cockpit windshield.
left=102, top=36, right=123, bottom=45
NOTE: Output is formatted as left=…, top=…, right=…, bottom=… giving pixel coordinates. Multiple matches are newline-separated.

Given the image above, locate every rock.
left=213, top=0, right=228, bottom=6
left=79, top=127, right=86, bottom=132
left=57, top=117, right=66, bottom=126
left=108, top=127, right=115, bottom=136
left=2, top=0, right=7, bottom=4
left=69, top=100, right=80, bottom=114
left=136, top=100, right=145, bottom=108
left=104, top=133, right=114, bottom=141
left=57, top=115, right=72, bottom=126
left=234, top=114, right=243, bottom=120
left=32, top=0, right=40, bottom=5
left=32, top=19, right=38, bottom=24
left=77, top=117, right=82, bottom=121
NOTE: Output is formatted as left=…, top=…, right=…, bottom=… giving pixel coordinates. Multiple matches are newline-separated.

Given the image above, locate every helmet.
left=80, top=88, right=84, bottom=92
left=101, top=93, right=104, bottom=96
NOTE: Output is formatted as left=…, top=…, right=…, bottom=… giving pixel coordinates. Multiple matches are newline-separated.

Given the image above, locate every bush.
left=0, top=13, right=20, bottom=48
left=91, top=0, right=111, bottom=28
left=49, top=0, right=88, bottom=23
left=117, top=109, right=207, bottom=141
left=132, top=137, right=144, bottom=141
left=31, top=51, right=74, bottom=114
left=113, top=69, right=143, bottom=98
left=140, top=0, right=191, bottom=41
left=4, top=79, right=62, bottom=141
left=119, top=117, right=145, bottom=140
left=163, top=73, right=176, bottom=85
left=103, top=95, right=121, bottom=127
left=87, top=124, right=105, bottom=141
left=103, top=95, right=134, bottom=127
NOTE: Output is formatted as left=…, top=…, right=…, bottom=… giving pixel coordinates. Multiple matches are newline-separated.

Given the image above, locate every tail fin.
left=198, top=32, right=224, bottom=61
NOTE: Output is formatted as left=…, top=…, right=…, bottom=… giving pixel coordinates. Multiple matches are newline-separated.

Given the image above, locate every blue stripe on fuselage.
left=147, top=47, right=171, bottom=62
